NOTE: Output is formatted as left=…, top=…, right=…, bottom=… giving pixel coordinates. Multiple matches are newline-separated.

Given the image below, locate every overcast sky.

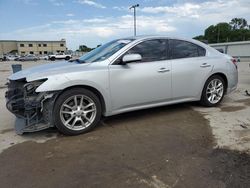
left=0, top=0, right=250, bottom=50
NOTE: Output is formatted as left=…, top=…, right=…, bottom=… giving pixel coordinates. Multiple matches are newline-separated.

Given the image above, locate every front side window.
left=169, top=40, right=206, bottom=59
left=126, top=39, right=167, bottom=62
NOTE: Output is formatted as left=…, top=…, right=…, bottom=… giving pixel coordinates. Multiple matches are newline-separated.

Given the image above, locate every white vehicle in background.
left=6, top=55, right=20, bottom=61
left=48, top=53, right=72, bottom=61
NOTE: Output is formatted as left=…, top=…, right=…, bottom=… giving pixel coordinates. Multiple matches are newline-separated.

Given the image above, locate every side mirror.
left=121, top=54, right=142, bottom=64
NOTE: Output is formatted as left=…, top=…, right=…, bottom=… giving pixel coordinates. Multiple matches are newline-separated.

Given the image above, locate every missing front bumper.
left=15, top=117, right=52, bottom=134
left=5, top=80, right=58, bottom=134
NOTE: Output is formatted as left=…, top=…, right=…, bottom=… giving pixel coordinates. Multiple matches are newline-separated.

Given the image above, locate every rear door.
left=169, top=39, right=213, bottom=100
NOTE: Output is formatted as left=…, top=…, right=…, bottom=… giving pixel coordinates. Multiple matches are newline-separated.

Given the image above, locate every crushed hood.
left=9, top=61, right=91, bottom=81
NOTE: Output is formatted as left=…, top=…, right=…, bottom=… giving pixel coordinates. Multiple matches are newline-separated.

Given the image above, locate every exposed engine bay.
left=5, top=79, right=58, bottom=134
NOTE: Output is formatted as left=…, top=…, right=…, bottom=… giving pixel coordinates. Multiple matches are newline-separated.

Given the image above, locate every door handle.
left=200, top=63, right=211, bottom=68
left=158, top=68, right=170, bottom=73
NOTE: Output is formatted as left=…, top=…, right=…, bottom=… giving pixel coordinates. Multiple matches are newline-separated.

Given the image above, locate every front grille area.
left=5, top=79, right=26, bottom=117
left=5, top=79, right=44, bottom=125
left=5, top=79, right=57, bottom=134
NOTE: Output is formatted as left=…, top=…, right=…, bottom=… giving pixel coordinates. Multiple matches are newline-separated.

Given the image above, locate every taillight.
left=231, top=58, right=237, bottom=69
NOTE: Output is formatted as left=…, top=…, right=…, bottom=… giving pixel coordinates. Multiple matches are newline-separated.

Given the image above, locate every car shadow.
left=97, top=101, right=199, bottom=130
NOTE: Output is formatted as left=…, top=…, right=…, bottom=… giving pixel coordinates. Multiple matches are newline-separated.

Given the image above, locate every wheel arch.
left=199, top=72, right=228, bottom=100
left=209, top=72, right=228, bottom=91
left=55, top=85, right=107, bottom=115
left=199, top=72, right=228, bottom=106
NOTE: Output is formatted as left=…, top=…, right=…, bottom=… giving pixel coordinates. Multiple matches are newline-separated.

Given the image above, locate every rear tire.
left=200, top=75, right=226, bottom=107
left=54, top=88, right=102, bottom=136
left=65, top=56, right=70, bottom=60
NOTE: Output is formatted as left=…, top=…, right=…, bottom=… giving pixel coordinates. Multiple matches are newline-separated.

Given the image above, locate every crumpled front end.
left=5, top=79, right=57, bottom=134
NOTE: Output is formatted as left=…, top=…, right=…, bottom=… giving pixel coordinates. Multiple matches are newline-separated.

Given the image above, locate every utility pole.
left=129, top=4, right=139, bottom=36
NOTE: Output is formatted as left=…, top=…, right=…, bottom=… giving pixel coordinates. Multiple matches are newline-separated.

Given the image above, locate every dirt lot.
left=0, top=60, right=250, bottom=188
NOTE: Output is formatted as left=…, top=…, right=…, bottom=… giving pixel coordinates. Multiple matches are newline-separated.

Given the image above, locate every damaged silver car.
left=6, top=36, right=238, bottom=135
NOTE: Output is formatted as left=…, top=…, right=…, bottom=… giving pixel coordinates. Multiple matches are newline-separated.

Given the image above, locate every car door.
left=109, top=39, right=172, bottom=112
left=169, top=39, right=213, bottom=100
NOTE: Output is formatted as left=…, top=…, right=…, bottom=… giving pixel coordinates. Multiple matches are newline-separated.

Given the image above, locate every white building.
left=210, top=41, right=250, bottom=62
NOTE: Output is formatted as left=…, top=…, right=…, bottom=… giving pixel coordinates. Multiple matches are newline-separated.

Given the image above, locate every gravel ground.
left=0, top=60, right=249, bottom=188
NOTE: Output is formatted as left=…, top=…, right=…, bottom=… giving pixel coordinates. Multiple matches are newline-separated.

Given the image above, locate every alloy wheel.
left=60, top=95, right=97, bottom=131
left=206, top=79, right=224, bottom=104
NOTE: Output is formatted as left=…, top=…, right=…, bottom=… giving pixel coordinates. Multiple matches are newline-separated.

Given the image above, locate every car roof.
left=122, top=35, right=192, bottom=40
left=122, top=35, right=212, bottom=50
left=117, top=35, right=220, bottom=56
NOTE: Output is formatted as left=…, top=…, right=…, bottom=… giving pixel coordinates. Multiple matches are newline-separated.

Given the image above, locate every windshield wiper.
left=68, top=59, right=86, bottom=64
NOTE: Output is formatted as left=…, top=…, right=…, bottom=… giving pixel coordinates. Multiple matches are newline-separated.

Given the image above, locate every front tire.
left=50, top=57, right=55, bottom=61
left=200, top=75, right=226, bottom=107
left=54, top=88, right=102, bottom=135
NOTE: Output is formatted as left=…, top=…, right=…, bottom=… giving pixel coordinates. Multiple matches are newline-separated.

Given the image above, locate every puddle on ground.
left=237, top=98, right=250, bottom=106
left=0, top=128, right=14, bottom=134
left=220, top=106, right=246, bottom=112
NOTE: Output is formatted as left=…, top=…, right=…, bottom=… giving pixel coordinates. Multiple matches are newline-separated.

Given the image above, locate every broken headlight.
left=24, top=79, right=47, bottom=94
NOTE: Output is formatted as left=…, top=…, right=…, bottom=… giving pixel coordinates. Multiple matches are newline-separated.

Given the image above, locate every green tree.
left=193, top=35, right=205, bottom=41
left=79, top=45, right=92, bottom=52
left=230, top=18, right=248, bottom=30
left=216, top=23, right=231, bottom=42
left=193, top=17, right=250, bottom=43
left=204, top=25, right=217, bottom=43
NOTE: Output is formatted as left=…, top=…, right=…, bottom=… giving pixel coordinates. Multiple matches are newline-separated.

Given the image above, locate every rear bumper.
left=227, top=85, right=237, bottom=94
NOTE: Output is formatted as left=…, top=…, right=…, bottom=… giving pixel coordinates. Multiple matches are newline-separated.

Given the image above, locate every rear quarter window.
left=198, top=46, right=206, bottom=56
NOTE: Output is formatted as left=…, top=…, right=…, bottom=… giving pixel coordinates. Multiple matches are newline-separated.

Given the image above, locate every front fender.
left=36, top=74, right=111, bottom=115
left=35, top=75, right=70, bottom=92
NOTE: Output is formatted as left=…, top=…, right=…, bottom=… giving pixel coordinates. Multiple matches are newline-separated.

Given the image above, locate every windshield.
left=79, top=39, right=134, bottom=63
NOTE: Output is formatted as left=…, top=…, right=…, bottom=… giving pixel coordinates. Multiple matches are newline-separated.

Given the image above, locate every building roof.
left=0, top=39, right=66, bottom=43
left=210, top=40, right=250, bottom=46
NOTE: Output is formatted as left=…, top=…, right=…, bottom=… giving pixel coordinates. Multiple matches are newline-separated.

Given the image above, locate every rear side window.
left=169, top=40, right=206, bottom=59
left=126, top=39, right=167, bottom=62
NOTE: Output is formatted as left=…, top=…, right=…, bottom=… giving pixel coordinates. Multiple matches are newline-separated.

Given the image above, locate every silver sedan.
left=6, top=36, right=238, bottom=135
